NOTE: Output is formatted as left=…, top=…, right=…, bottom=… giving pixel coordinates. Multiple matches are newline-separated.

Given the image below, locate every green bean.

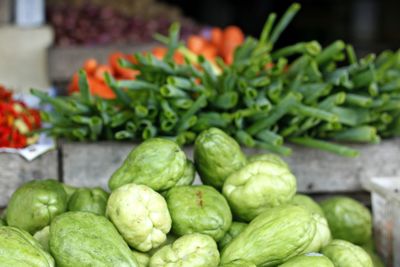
left=255, top=141, right=292, bottom=156
left=295, top=104, right=338, bottom=122
left=259, top=13, right=276, bottom=45
left=256, top=130, right=283, bottom=146
left=332, top=126, right=378, bottom=143
left=213, top=92, right=239, bottom=109
left=271, top=41, right=321, bottom=59
left=345, top=94, right=373, bottom=107
left=289, top=137, right=359, bottom=157
left=269, top=3, right=301, bottom=46
left=247, top=92, right=300, bottom=135
left=315, top=40, right=345, bottom=65
left=160, top=85, right=189, bottom=98
left=236, top=130, right=256, bottom=147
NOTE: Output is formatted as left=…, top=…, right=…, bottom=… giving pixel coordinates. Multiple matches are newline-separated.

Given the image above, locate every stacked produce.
left=0, top=128, right=382, bottom=266
left=33, top=3, right=400, bottom=156
left=0, top=85, right=41, bottom=148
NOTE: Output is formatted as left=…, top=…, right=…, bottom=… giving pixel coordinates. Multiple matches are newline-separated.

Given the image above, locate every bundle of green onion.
left=32, top=3, right=400, bottom=157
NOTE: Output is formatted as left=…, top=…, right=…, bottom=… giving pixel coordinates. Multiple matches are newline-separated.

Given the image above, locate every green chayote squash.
left=166, top=185, right=232, bottom=241
left=67, top=187, right=109, bottom=216
left=223, top=161, right=296, bottom=221
left=305, top=213, right=332, bottom=252
left=62, top=184, right=77, bottom=201
left=322, top=239, right=373, bottom=267
left=106, top=183, right=171, bottom=252
left=149, top=233, right=220, bottom=267
left=220, top=205, right=316, bottom=266
left=148, top=234, right=178, bottom=256
left=0, top=226, right=54, bottom=267
left=6, top=179, right=67, bottom=234
left=109, top=138, right=186, bottom=191
left=362, top=247, right=384, bottom=267
left=219, top=260, right=256, bottom=267
left=194, top=128, right=246, bottom=189
left=131, top=251, right=150, bottom=267
left=320, top=196, right=372, bottom=245
left=291, top=194, right=324, bottom=216
left=49, top=211, right=139, bottom=267
left=175, top=159, right=196, bottom=186
left=33, top=226, right=50, bottom=252
left=278, top=253, right=334, bottom=267
left=218, top=222, right=248, bottom=250
left=248, top=153, right=289, bottom=169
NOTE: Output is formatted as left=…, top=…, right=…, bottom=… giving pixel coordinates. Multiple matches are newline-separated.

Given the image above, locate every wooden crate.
left=0, top=150, right=59, bottom=207
left=60, top=139, right=400, bottom=198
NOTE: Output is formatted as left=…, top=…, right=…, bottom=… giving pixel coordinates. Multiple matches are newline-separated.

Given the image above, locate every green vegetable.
left=220, top=205, right=317, bottom=266
left=175, top=159, right=196, bottom=186
left=222, top=161, right=296, bottom=221
left=106, top=184, right=171, bottom=252
left=149, top=233, right=220, bottom=267
left=322, top=239, right=373, bottom=267
left=6, top=179, right=67, bottom=234
left=362, top=247, right=385, bottom=267
left=291, top=194, right=324, bottom=216
left=194, top=128, right=247, bottom=189
left=49, top=211, right=139, bottom=266
left=109, top=138, right=186, bottom=191
left=166, top=185, right=232, bottom=241
left=67, top=187, right=109, bottom=216
left=131, top=251, right=150, bottom=267
left=278, top=253, right=334, bottom=267
left=305, top=213, right=332, bottom=252
left=0, top=226, right=55, bottom=267
left=219, top=259, right=256, bottom=267
left=218, top=222, right=248, bottom=250
left=320, top=196, right=372, bottom=245
left=62, top=184, right=77, bottom=201
left=33, top=226, right=50, bottom=252
left=247, top=153, right=289, bottom=169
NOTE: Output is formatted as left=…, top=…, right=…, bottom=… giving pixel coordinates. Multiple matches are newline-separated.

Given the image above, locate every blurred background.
left=0, top=0, right=400, bottom=91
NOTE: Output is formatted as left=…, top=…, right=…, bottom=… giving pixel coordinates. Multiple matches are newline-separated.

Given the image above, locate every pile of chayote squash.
left=0, top=128, right=383, bottom=267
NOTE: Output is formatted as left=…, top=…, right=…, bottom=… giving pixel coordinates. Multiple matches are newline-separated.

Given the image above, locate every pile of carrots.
left=187, top=26, right=245, bottom=64
left=68, top=25, right=245, bottom=99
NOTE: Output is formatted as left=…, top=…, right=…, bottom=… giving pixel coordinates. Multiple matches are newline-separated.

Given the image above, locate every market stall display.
left=0, top=127, right=384, bottom=266
left=33, top=3, right=400, bottom=158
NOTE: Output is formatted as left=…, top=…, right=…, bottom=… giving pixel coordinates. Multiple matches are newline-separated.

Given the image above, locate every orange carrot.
left=223, top=26, right=245, bottom=44
left=187, top=35, right=208, bottom=54
left=83, top=58, right=98, bottom=75
left=173, top=51, right=185, bottom=64
left=201, top=44, right=218, bottom=61
left=152, top=47, right=168, bottom=60
left=67, top=73, right=79, bottom=94
left=94, top=65, right=113, bottom=82
left=87, top=76, right=116, bottom=99
left=210, top=28, right=223, bottom=49
left=109, top=52, right=138, bottom=80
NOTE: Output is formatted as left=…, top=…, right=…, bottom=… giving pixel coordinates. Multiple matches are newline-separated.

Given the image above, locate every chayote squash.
left=248, top=153, right=288, bottom=169
left=166, top=185, right=232, bottom=241
left=194, top=127, right=246, bottom=189
left=320, top=196, right=372, bottom=245
left=6, top=179, right=67, bottom=234
left=218, top=222, right=248, bottom=250
left=67, top=187, right=109, bottom=216
left=109, top=138, right=186, bottom=191
left=278, top=253, right=334, bottom=267
left=49, top=211, right=139, bottom=267
left=0, top=226, right=54, bottom=267
left=219, top=259, right=256, bottom=267
left=220, top=205, right=316, bottom=266
left=223, top=161, right=296, bottom=221
left=322, top=239, right=373, bottom=267
left=62, top=184, right=77, bottom=202
left=175, top=159, right=196, bottom=186
left=106, top=183, right=171, bottom=252
left=149, top=233, right=220, bottom=267
left=362, top=247, right=384, bottom=267
left=33, top=226, right=50, bottom=252
left=131, top=250, right=150, bottom=267
left=304, top=213, right=332, bottom=252
left=291, top=194, right=324, bottom=216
